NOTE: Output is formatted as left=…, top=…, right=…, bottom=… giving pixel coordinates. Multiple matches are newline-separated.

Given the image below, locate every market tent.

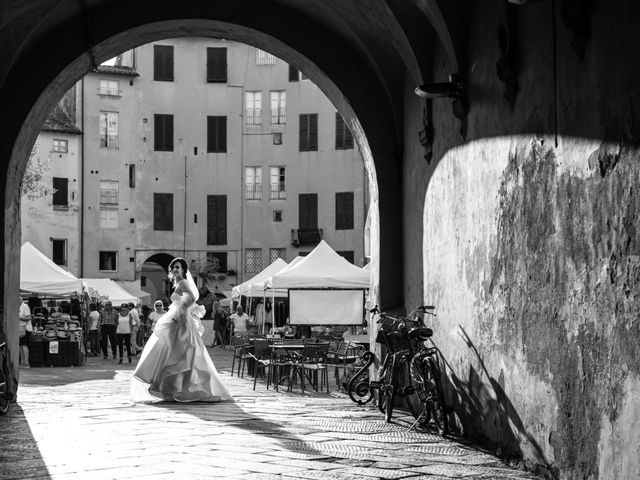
left=20, top=241, right=83, bottom=296
left=82, top=278, right=140, bottom=306
left=231, top=258, right=288, bottom=298
left=258, top=255, right=305, bottom=297
left=116, top=281, right=152, bottom=306
left=266, top=241, right=370, bottom=289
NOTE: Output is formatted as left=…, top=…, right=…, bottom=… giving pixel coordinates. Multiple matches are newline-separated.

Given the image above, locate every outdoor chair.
left=329, top=341, right=365, bottom=390
left=289, top=342, right=330, bottom=393
left=230, top=334, right=250, bottom=376
left=245, top=339, right=272, bottom=390
left=268, top=338, right=297, bottom=391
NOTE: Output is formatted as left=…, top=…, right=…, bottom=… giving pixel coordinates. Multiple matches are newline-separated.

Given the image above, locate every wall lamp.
left=414, top=74, right=463, bottom=99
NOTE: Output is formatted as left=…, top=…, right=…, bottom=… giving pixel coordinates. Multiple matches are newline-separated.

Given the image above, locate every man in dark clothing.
left=98, top=301, right=118, bottom=359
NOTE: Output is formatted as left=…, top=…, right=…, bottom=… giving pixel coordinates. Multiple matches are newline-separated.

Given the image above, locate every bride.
left=131, top=258, right=233, bottom=402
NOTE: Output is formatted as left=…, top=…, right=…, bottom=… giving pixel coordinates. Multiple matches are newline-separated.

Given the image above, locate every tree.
left=21, top=141, right=51, bottom=200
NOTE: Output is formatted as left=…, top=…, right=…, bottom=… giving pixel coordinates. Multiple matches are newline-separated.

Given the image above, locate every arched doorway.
left=140, top=253, right=175, bottom=304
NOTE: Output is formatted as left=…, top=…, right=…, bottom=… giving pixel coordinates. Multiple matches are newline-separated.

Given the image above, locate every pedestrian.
left=212, top=301, right=227, bottom=347
left=87, top=303, right=100, bottom=356
left=19, top=295, right=32, bottom=368
left=128, top=302, right=140, bottom=355
left=98, top=301, right=118, bottom=360
left=229, top=305, right=250, bottom=336
left=115, top=303, right=133, bottom=364
left=148, top=300, right=165, bottom=332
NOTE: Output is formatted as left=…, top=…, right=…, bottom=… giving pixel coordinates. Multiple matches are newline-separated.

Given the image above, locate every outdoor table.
left=342, top=334, right=370, bottom=349
left=269, top=343, right=305, bottom=390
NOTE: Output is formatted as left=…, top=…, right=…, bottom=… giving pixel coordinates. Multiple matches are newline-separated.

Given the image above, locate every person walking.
left=128, top=302, right=140, bottom=355
left=212, top=301, right=227, bottom=347
left=229, top=305, right=250, bottom=336
left=115, top=304, right=133, bottom=364
left=98, top=301, right=118, bottom=360
left=87, top=303, right=100, bottom=356
left=19, top=296, right=32, bottom=368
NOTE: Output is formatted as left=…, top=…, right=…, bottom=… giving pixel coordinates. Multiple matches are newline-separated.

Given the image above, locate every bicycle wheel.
left=402, top=357, right=428, bottom=425
left=377, top=356, right=395, bottom=421
left=0, top=362, right=10, bottom=415
left=422, top=356, right=448, bottom=435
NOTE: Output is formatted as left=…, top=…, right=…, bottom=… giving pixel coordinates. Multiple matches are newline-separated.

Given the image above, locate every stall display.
left=29, top=312, right=84, bottom=367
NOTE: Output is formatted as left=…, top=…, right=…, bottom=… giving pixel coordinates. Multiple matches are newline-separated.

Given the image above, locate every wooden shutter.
left=207, top=48, right=227, bottom=83
left=153, top=45, right=174, bottom=81
left=207, top=116, right=227, bottom=153
left=52, top=177, right=68, bottom=206
left=309, top=113, right=318, bottom=151
left=336, top=192, right=354, bottom=230
left=154, top=193, right=173, bottom=231
left=207, top=195, right=227, bottom=245
left=288, top=65, right=299, bottom=82
left=335, top=113, right=354, bottom=149
left=299, top=193, right=318, bottom=229
left=299, top=114, right=308, bottom=151
left=154, top=114, right=173, bottom=151
left=299, top=114, right=317, bottom=152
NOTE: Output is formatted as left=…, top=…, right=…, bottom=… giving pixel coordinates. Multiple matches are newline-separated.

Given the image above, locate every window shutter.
left=154, top=114, right=174, bottom=151
left=299, top=115, right=308, bottom=151
left=52, top=178, right=68, bottom=206
left=208, top=116, right=227, bottom=153
left=299, top=193, right=318, bottom=229
left=207, top=195, right=227, bottom=245
left=336, top=113, right=344, bottom=149
left=154, top=193, right=173, bottom=231
left=309, top=114, right=318, bottom=151
left=336, top=192, right=354, bottom=230
left=207, top=48, right=227, bottom=83
left=288, top=65, right=299, bottom=82
left=154, top=45, right=174, bottom=81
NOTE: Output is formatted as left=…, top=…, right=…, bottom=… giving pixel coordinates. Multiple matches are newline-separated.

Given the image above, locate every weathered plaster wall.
left=406, top=2, right=640, bottom=479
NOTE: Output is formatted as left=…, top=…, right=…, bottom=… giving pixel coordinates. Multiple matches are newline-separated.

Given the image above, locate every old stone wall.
left=405, top=2, right=640, bottom=479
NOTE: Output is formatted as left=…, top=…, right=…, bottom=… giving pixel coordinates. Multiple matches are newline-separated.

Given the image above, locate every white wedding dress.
left=131, top=278, right=232, bottom=403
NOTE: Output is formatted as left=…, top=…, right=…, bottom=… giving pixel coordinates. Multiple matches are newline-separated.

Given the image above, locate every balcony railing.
left=245, top=183, right=262, bottom=200
left=100, top=135, right=119, bottom=149
left=291, top=228, right=323, bottom=246
left=269, top=184, right=286, bottom=200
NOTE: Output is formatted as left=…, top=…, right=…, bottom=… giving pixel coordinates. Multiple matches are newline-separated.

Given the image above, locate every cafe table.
left=268, top=342, right=305, bottom=390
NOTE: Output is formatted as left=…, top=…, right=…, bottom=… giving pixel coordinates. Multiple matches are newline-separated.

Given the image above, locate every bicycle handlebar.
left=370, top=305, right=437, bottom=323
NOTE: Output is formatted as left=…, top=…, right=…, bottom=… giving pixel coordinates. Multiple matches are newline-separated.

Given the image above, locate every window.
left=245, top=167, right=262, bottom=200
left=245, top=91, right=262, bottom=125
left=335, top=113, right=354, bottom=149
left=100, top=208, right=118, bottom=229
left=256, top=49, right=276, bottom=65
left=273, top=210, right=283, bottom=222
left=337, top=251, right=355, bottom=264
left=99, top=251, right=117, bottom=271
left=336, top=192, right=354, bottom=230
left=129, top=165, right=135, bottom=188
left=51, top=239, right=67, bottom=266
left=270, top=166, right=286, bottom=200
left=299, top=114, right=318, bottom=151
left=206, top=251, right=228, bottom=272
left=52, top=177, right=68, bottom=207
left=100, top=180, right=118, bottom=228
left=52, top=139, right=68, bottom=153
left=154, top=114, right=173, bottom=151
left=207, top=116, right=227, bottom=153
left=288, top=65, right=308, bottom=82
left=270, top=91, right=286, bottom=124
left=273, top=132, right=283, bottom=145
left=206, top=47, right=227, bottom=83
left=299, top=193, right=318, bottom=229
left=98, top=79, right=120, bottom=96
left=153, top=193, right=173, bottom=231
left=269, top=248, right=287, bottom=263
left=99, top=111, right=119, bottom=148
left=207, top=195, right=227, bottom=245
left=245, top=248, right=262, bottom=273
left=153, top=45, right=174, bottom=81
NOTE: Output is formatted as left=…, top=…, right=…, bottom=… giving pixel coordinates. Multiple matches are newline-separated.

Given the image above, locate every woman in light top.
left=116, top=303, right=133, bottom=364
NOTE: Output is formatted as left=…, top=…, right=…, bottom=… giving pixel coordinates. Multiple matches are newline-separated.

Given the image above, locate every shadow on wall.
left=438, top=326, right=558, bottom=480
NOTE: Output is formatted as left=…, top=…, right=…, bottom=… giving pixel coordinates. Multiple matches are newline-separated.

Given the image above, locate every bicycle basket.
left=383, top=331, right=412, bottom=353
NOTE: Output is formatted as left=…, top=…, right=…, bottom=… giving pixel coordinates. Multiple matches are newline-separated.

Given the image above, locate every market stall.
left=117, top=281, right=152, bottom=306
left=81, top=278, right=141, bottom=306
left=266, top=241, right=371, bottom=329
left=20, top=242, right=85, bottom=367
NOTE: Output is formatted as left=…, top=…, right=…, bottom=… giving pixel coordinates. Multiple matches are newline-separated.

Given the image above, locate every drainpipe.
left=228, top=84, right=244, bottom=282
left=80, top=77, right=85, bottom=277
left=183, top=154, right=187, bottom=257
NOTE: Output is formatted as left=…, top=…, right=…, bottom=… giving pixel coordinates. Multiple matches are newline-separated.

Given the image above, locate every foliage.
left=21, top=142, right=52, bottom=200
left=190, top=257, right=224, bottom=280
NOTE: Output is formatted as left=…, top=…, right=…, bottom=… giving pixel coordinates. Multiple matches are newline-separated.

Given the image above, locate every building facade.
left=23, top=38, right=366, bottom=299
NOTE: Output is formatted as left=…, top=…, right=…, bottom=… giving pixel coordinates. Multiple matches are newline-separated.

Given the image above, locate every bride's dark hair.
left=168, top=257, right=189, bottom=285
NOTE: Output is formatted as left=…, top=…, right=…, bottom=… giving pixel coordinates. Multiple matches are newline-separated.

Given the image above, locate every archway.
left=140, top=253, right=175, bottom=303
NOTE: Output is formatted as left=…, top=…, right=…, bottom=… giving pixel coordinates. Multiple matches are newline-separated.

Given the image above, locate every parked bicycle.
left=0, top=340, right=12, bottom=415
left=347, top=305, right=448, bottom=434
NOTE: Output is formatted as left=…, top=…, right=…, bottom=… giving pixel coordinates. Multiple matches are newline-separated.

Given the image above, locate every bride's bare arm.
left=175, top=279, right=195, bottom=307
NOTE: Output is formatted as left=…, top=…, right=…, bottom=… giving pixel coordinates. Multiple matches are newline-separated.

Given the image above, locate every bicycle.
left=0, top=340, right=12, bottom=415
left=347, top=305, right=448, bottom=434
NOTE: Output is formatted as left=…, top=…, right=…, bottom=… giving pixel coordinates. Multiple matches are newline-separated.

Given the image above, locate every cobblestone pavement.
left=0, top=347, right=541, bottom=480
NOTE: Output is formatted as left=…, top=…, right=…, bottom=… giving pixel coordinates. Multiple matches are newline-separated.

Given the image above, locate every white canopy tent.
left=20, top=242, right=83, bottom=296
left=266, top=241, right=371, bottom=325
left=82, top=278, right=141, bottom=306
left=117, top=281, right=152, bottom=306
left=231, top=258, right=288, bottom=298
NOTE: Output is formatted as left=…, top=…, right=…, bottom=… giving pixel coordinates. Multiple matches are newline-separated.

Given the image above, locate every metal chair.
left=290, top=342, right=330, bottom=393
left=245, top=339, right=272, bottom=390
left=230, top=335, right=249, bottom=376
left=329, top=341, right=365, bottom=390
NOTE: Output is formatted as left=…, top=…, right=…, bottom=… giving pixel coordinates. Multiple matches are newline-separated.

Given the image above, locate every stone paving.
left=0, top=347, right=542, bottom=480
